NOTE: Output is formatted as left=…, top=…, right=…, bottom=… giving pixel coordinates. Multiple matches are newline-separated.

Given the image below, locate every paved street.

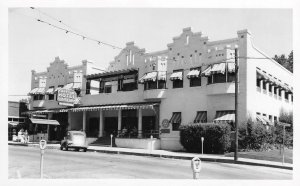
left=8, top=146, right=292, bottom=179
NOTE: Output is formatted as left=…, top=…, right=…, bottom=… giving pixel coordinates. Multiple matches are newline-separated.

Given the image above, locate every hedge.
left=179, top=123, right=231, bottom=154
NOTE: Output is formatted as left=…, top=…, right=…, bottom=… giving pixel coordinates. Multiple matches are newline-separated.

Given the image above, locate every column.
left=83, top=111, right=86, bottom=131
left=98, top=110, right=104, bottom=137
left=266, top=82, right=269, bottom=92
left=288, top=93, right=292, bottom=103
left=47, top=113, right=53, bottom=141
left=118, top=110, right=122, bottom=136
left=67, top=111, right=71, bottom=131
left=138, top=108, right=142, bottom=138
left=271, top=85, right=274, bottom=96
left=260, top=80, right=263, bottom=93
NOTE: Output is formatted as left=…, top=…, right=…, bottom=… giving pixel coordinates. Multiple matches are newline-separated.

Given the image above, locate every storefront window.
left=190, top=78, right=201, bottom=87
left=213, top=73, right=226, bottom=83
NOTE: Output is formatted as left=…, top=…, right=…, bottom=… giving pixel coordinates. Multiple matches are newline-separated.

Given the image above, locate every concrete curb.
left=9, top=143, right=292, bottom=170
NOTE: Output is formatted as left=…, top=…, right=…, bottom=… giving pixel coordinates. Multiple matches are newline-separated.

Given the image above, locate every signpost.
left=191, top=157, right=202, bottom=179
left=201, top=137, right=204, bottom=154
left=39, top=140, right=47, bottom=179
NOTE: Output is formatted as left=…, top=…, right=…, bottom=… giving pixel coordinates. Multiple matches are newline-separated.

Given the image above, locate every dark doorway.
left=87, top=117, right=99, bottom=137
left=104, top=117, right=118, bottom=136
left=122, top=110, right=138, bottom=130
left=50, top=113, right=68, bottom=141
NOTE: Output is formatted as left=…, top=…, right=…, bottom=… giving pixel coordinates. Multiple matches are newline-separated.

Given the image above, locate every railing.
left=117, top=130, right=159, bottom=139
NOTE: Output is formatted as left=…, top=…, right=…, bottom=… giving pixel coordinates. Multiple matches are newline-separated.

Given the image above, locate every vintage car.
left=60, top=130, right=88, bottom=152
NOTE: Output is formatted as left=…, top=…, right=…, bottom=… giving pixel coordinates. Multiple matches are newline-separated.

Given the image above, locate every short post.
left=282, top=125, right=285, bottom=165
left=110, top=134, right=113, bottom=147
left=150, top=135, right=153, bottom=154
left=201, top=137, right=204, bottom=155
left=39, top=140, right=47, bottom=179
left=191, top=157, right=202, bottom=179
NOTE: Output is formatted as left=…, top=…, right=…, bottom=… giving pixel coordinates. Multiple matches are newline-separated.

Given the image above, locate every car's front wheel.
left=83, top=148, right=87, bottom=152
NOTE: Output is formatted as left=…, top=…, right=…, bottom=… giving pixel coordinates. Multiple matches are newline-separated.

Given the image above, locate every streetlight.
left=234, top=47, right=239, bottom=161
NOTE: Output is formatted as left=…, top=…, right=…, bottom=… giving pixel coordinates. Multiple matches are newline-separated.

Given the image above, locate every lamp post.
left=234, top=47, right=239, bottom=161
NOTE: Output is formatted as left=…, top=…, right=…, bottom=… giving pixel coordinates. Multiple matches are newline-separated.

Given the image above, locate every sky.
left=8, top=8, right=293, bottom=101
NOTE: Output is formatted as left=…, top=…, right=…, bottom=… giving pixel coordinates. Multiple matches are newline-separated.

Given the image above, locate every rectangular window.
left=269, top=84, right=272, bottom=93
left=122, top=82, right=137, bottom=91
left=262, top=81, right=267, bottom=90
left=12, top=118, right=18, bottom=121
left=207, top=76, right=213, bottom=84
left=8, top=118, right=12, bottom=121
left=213, top=73, right=226, bottom=83
left=86, top=81, right=91, bottom=94
left=48, top=94, right=54, bottom=100
left=274, top=116, right=278, bottom=122
left=33, top=95, right=38, bottom=100
left=256, top=79, right=261, bottom=87
left=278, top=89, right=282, bottom=97
left=146, top=81, right=157, bottom=90
left=269, top=115, right=273, bottom=122
left=104, top=85, right=112, bottom=93
left=158, top=80, right=166, bottom=89
left=170, top=112, right=181, bottom=131
left=284, top=92, right=289, bottom=100
left=172, top=70, right=183, bottom=88
left=190, top=78, right=201, bottom=87
left=194, top=111, right=207, bottom=123
left=19, top=118, right=25, bottom=123
left=227, top=73, right=235, bottom=82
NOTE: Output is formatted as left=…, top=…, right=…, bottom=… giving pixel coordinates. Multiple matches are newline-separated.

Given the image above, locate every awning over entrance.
left=187, top=69, right=200, bottom=79
left=214, top=111, right=235, bottom=123
left=69, top=103, right=159, bottom=112
left=194, top=111, right=207, bottom=123
left=169, top=112, right=181, bottom=124
left=30, top=118, right=60, bottom=125
left=170, top=71, right=183, bottom=81
left=201, top=66, right=212, bottom=77
left=29, top=87, right=46, bottom=95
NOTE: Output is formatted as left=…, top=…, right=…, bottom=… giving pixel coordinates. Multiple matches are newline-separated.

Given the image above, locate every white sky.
left=8, top=8, right=292, bottom=101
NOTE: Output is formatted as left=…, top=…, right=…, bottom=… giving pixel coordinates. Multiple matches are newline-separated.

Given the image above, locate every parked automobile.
left=60, top=131, right=88, bottom=152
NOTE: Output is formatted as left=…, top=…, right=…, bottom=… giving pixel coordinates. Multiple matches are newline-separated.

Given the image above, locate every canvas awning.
left=201, top=66, right=212, bottom=77
left=8, top=121, right=19, bottom=126
left=29, top=87, right=45, bottom=95
left=169, top=113, right=181, bottom=124
left=144, top=71, right=158, bottom=82
left=30, top=118, right=60, bottom=125
left=211, top=63, right=226, bottom=74
left=227, top=62, right=236, bottom=73
left=170, top=71, right=183, bottom=81
left=214, top=111, right=235, bottom=123
left=187, top=69, right=200, bottom=79
left=139, top=71, right=166, bottom=83
left=157, top=71, right=167, bottom=81
left=45, top=87, right=54, bottom=94
left=67, top=103, right=159, bottom=112
left=256, top=115, right=273, bottom=125
left=194, top=111, right=207, bottom=123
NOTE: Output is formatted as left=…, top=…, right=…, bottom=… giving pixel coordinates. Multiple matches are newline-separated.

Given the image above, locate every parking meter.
left=39, top=140, right=47, bottom=178
left=110, top=134, right=113, bottom=147
left=191, top=157, right=202, bottom=179
left=201, top=137, right=204, bottom=154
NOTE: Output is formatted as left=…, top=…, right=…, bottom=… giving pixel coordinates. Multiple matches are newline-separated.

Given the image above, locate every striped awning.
left=187, top=69, right=200, bottom=79
left=211, top=63, right=226, bottom=74
left=170, top=71, right=183, bottom=81
left=30, top=118, right=60, bottom=125
left=139, top=71, right=166, bottom=83
left=201, top=66, right=212, bottom=77
left=45, top=87, right=54, bottom=94
left=256, top=115, right=273, bottom=125
left=169, top=113, right=181, bottom=124
left=70, top=103, right=159, bottom=112
left=158, top=71, right=167, bottom=81
left=227, top=62, right=236, bottom=73
left=214, top=110, right=235, bottom=123
left=194, top=111, right=207, bottom=123
left=8, top=121, right=19, bottom=126
left=144, top=71, right=158, bottom=82
left=29, top=87, right=46, bottom=95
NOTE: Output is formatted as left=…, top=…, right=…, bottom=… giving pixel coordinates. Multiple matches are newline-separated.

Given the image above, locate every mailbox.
left=191, top=157, right=202, bottom=173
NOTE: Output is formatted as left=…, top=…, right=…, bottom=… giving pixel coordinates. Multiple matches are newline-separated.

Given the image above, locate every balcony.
left=143, top=89, right=167, bottom=100
left=81, top=90, right=143, bottom=105
left=206, top=82, right=235, bottom=95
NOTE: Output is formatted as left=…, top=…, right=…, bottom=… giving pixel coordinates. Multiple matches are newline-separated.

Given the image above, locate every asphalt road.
left=8, top=145, right=292, bottom=179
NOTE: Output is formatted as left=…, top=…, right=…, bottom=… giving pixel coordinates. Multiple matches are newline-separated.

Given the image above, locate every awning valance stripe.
left=30, top=118, right=60, bottom=125
left=170, top=71, right=183, bottom=81
left=211, top=63, right=226, bottom=74
left=187, top=69, right=200, bottom=79
left=169, top=113, right=181, bottom=124
left=45, top=87, right=54, bottom=94
left=194, top=111, right=207, bottom=123
left=139, top=71, right=166, bottom=83
left=29, top=87, right=46, bottom=95
left=201, top=66, right=212, bottom=77
left=214, top=110, right=235, bottom=122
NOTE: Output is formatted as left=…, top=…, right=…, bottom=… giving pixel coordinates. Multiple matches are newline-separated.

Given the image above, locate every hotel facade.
left=27, top=28, right=293, bottom=150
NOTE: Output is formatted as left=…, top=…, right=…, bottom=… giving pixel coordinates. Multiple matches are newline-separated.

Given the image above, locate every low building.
left=8, top=101, right=28, bottom=140
left=26, top=28, right=293, bottom=150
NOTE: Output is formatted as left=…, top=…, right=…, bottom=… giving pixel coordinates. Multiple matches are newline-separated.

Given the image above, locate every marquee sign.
left=57, top=88, right=77, bottom=106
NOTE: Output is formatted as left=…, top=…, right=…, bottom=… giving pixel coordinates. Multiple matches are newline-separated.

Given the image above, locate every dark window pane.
left=228, top=73, right=235, bottom=82
left=190, top=78, right=201, bottom=87
left=213, top=74, right=226, bottom=83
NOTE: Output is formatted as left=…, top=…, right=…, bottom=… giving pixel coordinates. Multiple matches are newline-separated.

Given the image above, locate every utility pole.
left=234, top=47, right=239, bottom=161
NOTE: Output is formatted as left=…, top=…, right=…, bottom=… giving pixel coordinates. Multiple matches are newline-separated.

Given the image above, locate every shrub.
left=180, top=123, right=231, bottom=154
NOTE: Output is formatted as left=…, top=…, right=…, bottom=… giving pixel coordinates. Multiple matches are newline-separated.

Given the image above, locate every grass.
left=225, top=148, right=293, bottom=164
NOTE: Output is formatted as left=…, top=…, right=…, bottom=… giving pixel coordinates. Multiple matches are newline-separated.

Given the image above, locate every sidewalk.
left=8, top=141, right=293, bottom=170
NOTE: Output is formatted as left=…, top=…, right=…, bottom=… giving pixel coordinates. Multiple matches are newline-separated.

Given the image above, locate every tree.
left=273, top=50, right=293, bottom=73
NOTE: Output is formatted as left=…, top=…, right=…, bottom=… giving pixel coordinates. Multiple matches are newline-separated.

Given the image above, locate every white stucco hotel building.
left=27, top=28, right=293, bottom=150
